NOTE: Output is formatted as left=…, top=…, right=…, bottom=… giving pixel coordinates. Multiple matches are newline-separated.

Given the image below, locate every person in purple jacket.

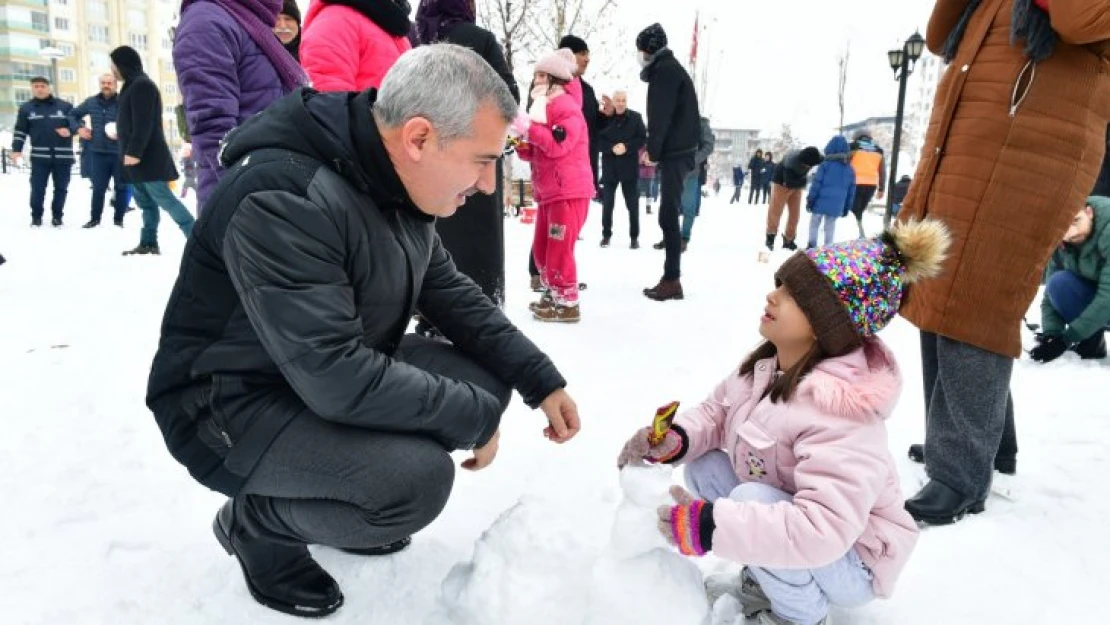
left=173, top=0, right=306, bottom=213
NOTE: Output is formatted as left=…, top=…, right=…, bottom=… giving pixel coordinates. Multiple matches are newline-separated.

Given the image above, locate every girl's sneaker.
left=533, top=303, right=580, bottom=323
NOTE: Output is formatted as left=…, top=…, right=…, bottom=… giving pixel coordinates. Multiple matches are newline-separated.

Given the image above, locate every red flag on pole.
left=690, top=12, right=700, bottom=69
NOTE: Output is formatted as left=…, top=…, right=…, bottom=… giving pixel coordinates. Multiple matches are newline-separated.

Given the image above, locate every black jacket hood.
left=219, top=88, right=430, bottom=221
left=110, top=46, right=144, bottom=83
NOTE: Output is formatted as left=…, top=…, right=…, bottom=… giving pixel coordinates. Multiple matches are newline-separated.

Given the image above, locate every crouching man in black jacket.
left=145, top=44, right=580, bottom=618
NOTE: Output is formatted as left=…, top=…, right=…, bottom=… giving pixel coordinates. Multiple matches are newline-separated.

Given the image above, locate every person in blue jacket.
left=805, top=135, right=856, bottom=249
left=70, top=74, right=129, bottom=228
left=729, top=162, right=745, bottom=204
left=10, top=76, right=75, bottom=227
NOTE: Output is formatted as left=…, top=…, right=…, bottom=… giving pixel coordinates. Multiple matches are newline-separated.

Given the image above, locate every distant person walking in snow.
left=638, top=146, right=658, bottom=214
left=180, top=148, right=199, bottom=199
left=730, top=162, right=745, bottom=204
left=111, top=46, right=195, bottom=256
left=514, top=48, right=594, bottom=323
left=145, top=46, right=580, bottom=618
left=618, top=221, right=951, bottom=625
left=848, top=131, right=886, bottom=238
left=889, top=174, right=912, bottom=217
left=174, top=0, right=305, bottom=213
left=70, top=74, right=128, bottom=228
left=901, top=0, right=1110, bottom=527
left=676, top=116, right=714, bottom=252
left=760, top=152, right=775, bottom=203
left=765, top=146, right=823, bottom=252
left=804, top=135, right=856, bottom=249
left=10, top=76, right=74, bottom=227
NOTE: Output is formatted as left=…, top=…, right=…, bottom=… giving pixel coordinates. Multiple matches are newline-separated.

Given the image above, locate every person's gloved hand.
left=805, top=200, right=814, bottom=212
left=656, top=485, right=714, bottom=556
left=509, top=112, right=531, bottom=140
left=616, top=425, right=686, bottom=468
left=1030, top=335, right=1068, bottom=362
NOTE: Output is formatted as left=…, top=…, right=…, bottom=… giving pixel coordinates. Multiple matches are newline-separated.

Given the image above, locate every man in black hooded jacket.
left=145, top=45, right=580, bottom=618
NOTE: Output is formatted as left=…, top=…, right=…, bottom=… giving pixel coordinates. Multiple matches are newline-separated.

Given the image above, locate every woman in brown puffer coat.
left=900, top=0, right=1110, bottom=526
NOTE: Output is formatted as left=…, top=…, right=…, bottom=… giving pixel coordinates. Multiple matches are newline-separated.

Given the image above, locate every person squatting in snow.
left=1029, top=196, right=1110, bottom=363
left=617, top=220, right=953, bottom=625
left=513, top=48, right=595, bottom=323
left=145, top=44, right=582, bottom=619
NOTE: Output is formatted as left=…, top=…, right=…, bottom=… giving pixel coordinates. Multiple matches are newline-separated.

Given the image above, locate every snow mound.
left=436, top=467, right=709, bottom=625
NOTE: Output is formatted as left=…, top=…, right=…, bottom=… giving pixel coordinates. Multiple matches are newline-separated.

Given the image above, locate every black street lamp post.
left=883, top=31, right=925, bottom=228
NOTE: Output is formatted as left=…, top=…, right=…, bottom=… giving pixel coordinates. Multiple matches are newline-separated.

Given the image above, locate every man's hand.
left=123, top=155, right=140, bottom=166
left=462, top=430, right=500, bottom=471
left=601, top=95, right=615, bottom=116
left=640, top=151, right=655, bottom=166
left=539, top=388, right=580, bottom=443
left=876, top=190, right=885, bottom=200
left=55, top=127, right=71, bottom=138
left=77, top=127, right=92, bottom=140
left=10, top=153, right=22, bottom=165
left=613, top=143, right=627, bottom=156
left=1029, top=335, right=1068, bottom=363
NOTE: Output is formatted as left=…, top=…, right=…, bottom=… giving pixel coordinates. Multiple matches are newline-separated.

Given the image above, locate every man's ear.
left=400, top=117, right=435, bottom=162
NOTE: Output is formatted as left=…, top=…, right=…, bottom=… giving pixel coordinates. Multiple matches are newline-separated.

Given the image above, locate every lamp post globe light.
left=883, top=31, right=925, bottom=228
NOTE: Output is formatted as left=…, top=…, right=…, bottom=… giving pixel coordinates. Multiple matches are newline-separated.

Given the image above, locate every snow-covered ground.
left=1, top=174, right=1107, bottom=625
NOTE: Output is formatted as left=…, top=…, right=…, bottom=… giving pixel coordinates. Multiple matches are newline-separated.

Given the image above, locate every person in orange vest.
left=848, top=131, right=887, bottom=238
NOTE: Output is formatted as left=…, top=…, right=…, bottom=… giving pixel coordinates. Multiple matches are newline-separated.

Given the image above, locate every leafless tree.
left=836, top=40, right=850, bottom=135
left=773, top=123, right=798, bottom=155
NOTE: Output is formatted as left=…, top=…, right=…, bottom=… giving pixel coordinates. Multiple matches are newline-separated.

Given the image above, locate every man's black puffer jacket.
left=146, top=89, right=566, bottom=496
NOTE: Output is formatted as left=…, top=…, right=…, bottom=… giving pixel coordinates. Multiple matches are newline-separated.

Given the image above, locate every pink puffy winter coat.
left=515, top=80, right=595, bottom=204
left=300, top=2, right=411, bottom=92
left=674, top=339, right=918, bottom=599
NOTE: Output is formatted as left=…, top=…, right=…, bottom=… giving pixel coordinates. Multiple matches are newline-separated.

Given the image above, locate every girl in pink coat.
left=618, top=220, right=951, bottom=625
left=514, top=48, right=594, bottom=323
left=300, top=0, right=412, bottom=91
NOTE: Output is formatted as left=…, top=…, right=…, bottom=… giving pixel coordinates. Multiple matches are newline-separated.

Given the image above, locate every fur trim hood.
left=795, top=338, right=902, bottom=421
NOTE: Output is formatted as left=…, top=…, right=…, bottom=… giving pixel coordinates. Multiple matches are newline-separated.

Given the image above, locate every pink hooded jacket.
left=674, top=338, right=918, bottom=599
left=300, top=2, right=411, bottom=92
left=515, top=78, right=595, bottom=204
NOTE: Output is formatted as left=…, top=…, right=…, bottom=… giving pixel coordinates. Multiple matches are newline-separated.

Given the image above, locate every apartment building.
left=1, top=0, right=180, bottom=144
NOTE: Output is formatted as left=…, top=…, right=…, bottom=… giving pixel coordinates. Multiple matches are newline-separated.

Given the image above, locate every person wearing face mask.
left=301, top=0, right=413, bottom=91
left=274, top=0, right=302, bottom=60
left=636, top=23, right=701, bottom=302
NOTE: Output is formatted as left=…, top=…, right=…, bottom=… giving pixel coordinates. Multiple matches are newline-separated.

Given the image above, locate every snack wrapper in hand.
left=649, top=401, right=680, bottom=446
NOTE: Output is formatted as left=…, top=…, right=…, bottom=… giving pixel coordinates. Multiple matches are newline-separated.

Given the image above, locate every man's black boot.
left=1072, top=332, right=1107, bottom=360
left=213, top=497, right=343, bottom=618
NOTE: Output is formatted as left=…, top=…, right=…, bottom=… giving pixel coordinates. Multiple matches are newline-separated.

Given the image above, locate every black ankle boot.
left=781, top=236, right=798, bottom=251
left=904, top=480, right=986, bottom=526
left=213, top=498, right=343, bottom=618
left=764, top=233, right=776, bottom=251
left=1072, top=332, right=1107, bottom=360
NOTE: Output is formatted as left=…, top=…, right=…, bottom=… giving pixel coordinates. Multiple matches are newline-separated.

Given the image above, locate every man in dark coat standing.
left=70, top=74, right=128, bottom=228
left=145, top=45, right=580, bottom=618
left=10, top=76, right=74, bottom=227
left=636, top=23, right=701, bottom=301
left=598, top=90, right=646, bottom=248
left=111, top=46, right=195, bottom=255
left=559, top=34, right=601, bottom=197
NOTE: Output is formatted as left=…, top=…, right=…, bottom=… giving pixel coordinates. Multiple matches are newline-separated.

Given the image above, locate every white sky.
left=293, top=0, right=938, bottom=145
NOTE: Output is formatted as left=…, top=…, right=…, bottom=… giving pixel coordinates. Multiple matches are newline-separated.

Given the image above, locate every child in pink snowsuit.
left=514, top=48, right=594, bottom=323
left=617, top=220, right=952, bottom=625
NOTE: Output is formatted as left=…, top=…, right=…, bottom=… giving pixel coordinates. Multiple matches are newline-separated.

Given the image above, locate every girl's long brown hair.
left=739, top=341, right=826, bottom=403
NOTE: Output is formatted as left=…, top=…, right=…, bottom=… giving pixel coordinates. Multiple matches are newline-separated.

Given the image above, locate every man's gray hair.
left=374, top=44, right=518, bottom=142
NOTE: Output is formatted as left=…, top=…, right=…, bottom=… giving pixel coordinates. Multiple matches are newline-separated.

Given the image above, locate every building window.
left=90, top=52, right=111, bottom=72
left=58, top=43, right=75, bottom=56
left=89, top=25, right=110, bottom=44
left=128, top=9, right=146, bottom=29
left=161, top=59, right=174, bottom=73
left=129, top=33, right=148, bottom=50
left=163, top=83, right=177, bottom=96
left=62, top=94, right=76, bottom=104
left=162, top=37, right=172, bottom=51
left=55, top=0, right=69, bottom=5
left=11, top=62, right=54, bottom=82
left=59, top=68, right=75, bottom=82
left=54, top=17, right=70, bottom=31
left=87, top=1, right=108, bottom=21
left=31, top=11, right=50, bottom=33
left=14, top=88, right=32, bottom=103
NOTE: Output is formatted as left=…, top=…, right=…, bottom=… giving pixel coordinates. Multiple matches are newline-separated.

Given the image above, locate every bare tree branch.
left=837, top=40, right=850, bottom=135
